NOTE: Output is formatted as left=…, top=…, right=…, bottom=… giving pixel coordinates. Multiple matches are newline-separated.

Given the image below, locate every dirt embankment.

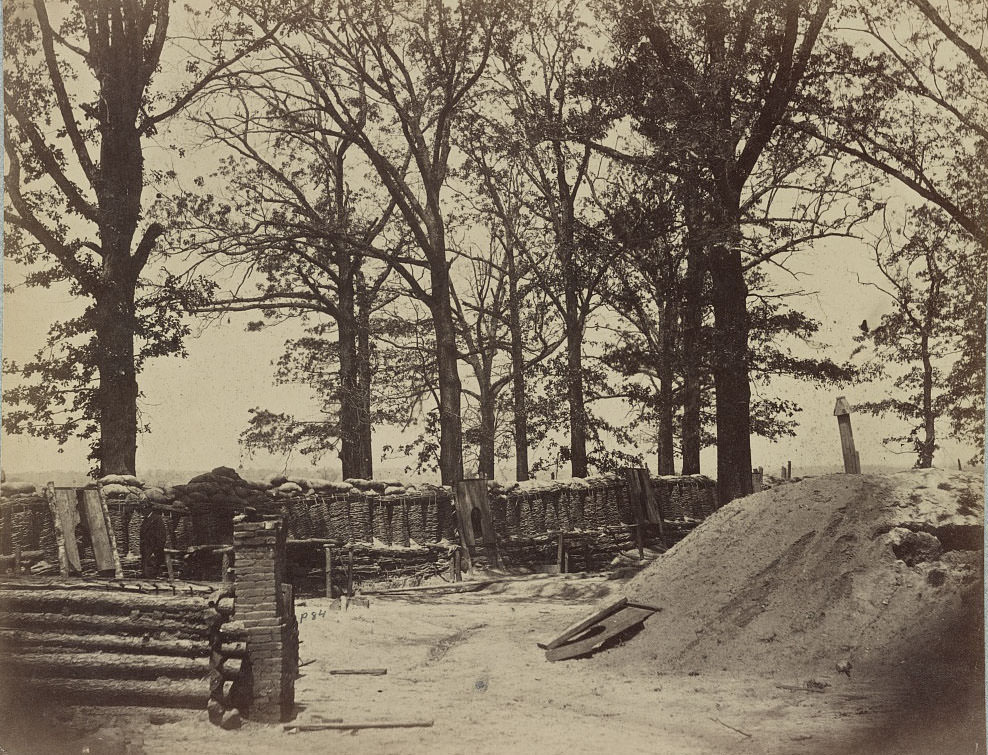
left=604, top=469, right=983, bottom=685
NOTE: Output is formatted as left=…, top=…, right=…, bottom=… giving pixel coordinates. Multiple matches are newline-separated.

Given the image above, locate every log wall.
left=0, top=578, right=233, bottom=711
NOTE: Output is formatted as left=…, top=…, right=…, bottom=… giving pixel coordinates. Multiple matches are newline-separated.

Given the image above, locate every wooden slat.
left=538, top=597, right=628, bottom=650
left=545, top=605, right=655, bottom=662
left=81, top=488, right=121, bottom=576
left=46, top=484, right=82, bottom=576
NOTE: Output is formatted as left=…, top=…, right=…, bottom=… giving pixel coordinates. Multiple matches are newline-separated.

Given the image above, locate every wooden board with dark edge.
left=538, top=597, right=629, bottom=651
left=545, top=605, right=656, bottom=662
left=46, top=485, right=83, bottom=576
left=81, top=487, right=123, bottom=576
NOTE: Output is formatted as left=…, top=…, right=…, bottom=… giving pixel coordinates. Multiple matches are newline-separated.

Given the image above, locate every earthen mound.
left=602, top=470, right=983, bottom=682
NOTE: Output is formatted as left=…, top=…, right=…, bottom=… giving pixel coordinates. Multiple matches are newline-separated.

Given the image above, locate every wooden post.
left=452, top=479, right=497, bottom=570
left=453, top=547, right=462, bottom=582
left=346, top=547, right=354, bottom=597
left=622, top=468, right=663, bottom=553
left=958, top=458, right=963, bottom=471
left=222, top=550, right=232, bottom=585
left=781, top=466, right=786, bottom=480
left=787, top=460, right=792, bottom=480
left=46, top=483, right=83, bottom=577
left=834, top=397, right=861, bottom=474
left=324, top=545, right=334, bottom=598
left=556, top=533, right=565, bottom=574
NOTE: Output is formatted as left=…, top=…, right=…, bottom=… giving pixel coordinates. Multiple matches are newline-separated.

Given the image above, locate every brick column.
left=233, top=515, right=296, bottom=722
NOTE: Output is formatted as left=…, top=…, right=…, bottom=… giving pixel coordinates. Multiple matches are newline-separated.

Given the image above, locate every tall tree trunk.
left=477, top=379, right=496, bottom=479
left=337, top=282, right=364, bottom=480
left=94, top=289, right=138, bottom=476
left=430, top=262, right=465, bottom=484
left=95, top=61, right=144, bottom=476
left=680, top=225, right=705, bottom=475
left=709, top=223, right=753, bottom=504
left=357, top=295, right=374, bottom=479
left=656, top=296, right=676, bottom=475
left=917, top=334, right=935, bottom=468
left=565, top=288, right=588, bottom=478
left=506, top=239, right=530, bottom=481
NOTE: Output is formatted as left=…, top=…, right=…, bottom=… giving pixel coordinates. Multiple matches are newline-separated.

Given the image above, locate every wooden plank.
left=837, top=415, right=858, bottom=474
left=324, top=545, right=334, bottom=598
left=637, top=469, right=665, bottom=536
left=46, top=484, right=82, bottom=576
left=538, top=597, right=629, bottom=651
left=287, top=720, right=434, bottom=732
left=81, top=488, right=121, bottom=576
left=545, top=605, right=655, bottom=662
left=327, top=668, right=387, bottom=676
left=453, top=479, right=498, bottom=567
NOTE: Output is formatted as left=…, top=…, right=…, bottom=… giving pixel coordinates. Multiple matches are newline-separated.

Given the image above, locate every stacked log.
left=0, top=578, right=230, bottom=709
left=206, top=586, right=250, bottom=721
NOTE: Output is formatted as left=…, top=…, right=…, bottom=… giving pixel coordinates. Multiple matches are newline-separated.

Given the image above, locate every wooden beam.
left=538, top=597, right=629, bottom=651
left=324, top=545, right=334, bottom=598
left=834, top=396, right=860, bottom=474
left=286, top=720, right=434, bottom=732
left=46, top=484, right=82, bottom=576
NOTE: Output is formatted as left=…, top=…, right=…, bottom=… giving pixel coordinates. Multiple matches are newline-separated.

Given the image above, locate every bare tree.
left=3, top=0, right=272, bottom=474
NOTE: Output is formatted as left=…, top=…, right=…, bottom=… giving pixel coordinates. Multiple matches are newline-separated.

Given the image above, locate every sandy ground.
left=2, top=470, right=983, bottom=755
left=4, top=574, right=982, bottom=755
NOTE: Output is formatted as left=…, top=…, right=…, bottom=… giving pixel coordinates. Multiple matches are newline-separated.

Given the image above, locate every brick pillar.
left=233, top=515, right=296, bottom=722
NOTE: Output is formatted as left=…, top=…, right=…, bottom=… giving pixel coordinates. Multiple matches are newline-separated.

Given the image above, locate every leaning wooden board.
left=538, top=597, right=628, bottom=651
left=46, top=485, right=83, bottom=576
left=545, top=605, right=656, bottom=662
left=82, top=487, right=123, bottom=576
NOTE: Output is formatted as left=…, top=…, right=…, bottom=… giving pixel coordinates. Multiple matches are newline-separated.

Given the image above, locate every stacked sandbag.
left=171, top=467, right=269, bottom=509
left=496, top=474, right=628, bottom=536
left=651, top=474, right=717, bottom=519
left=167, top=468, right=268, bottom=545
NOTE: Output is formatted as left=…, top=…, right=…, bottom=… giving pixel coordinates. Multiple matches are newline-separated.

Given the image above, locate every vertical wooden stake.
left=324, top=546, right=334, bottom=598
left=222, top=550, right=232, bottom=584
left=787, top=460, right=792, bottom=480
left=346, top=547, right=354, bottom=597
left=556, top=533, right=565, bottom=574
left=958, top=458, right=962, bottom=471
left=834, top=397, right=861, bottom=474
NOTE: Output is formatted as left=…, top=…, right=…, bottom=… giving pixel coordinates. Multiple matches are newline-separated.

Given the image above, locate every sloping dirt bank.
left=600, top=469, right=984, bottom=751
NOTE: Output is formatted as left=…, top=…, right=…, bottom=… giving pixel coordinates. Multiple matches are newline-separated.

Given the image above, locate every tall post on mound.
left=834, top=396, right=861, bottom=474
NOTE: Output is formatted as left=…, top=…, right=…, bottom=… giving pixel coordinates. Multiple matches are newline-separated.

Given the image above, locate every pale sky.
left=1, top=1, right=983, bottom=482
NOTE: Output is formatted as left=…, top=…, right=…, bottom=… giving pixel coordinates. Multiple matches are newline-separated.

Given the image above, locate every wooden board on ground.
left=82, top=488, right=123, bottom=577
left=545, top=605, right=655, bottom=662
left=46, top=485, right=83, bottom=576
left=538, top=597, right=628, bottom=650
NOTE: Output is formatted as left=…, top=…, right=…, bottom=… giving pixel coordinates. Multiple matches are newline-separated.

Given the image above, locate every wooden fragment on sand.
left=286, top=720, right=434, bottom=732
left=327, top=668, right=387, bottom=676
left=538, top=597, right=629, bottom=651
left=544, top=605, right=656, bottom=662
